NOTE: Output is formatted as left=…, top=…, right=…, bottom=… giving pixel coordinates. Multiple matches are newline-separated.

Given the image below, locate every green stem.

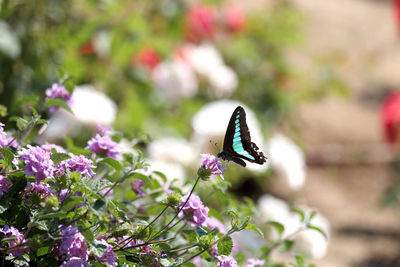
left=263, top=227, right=305, bottom=257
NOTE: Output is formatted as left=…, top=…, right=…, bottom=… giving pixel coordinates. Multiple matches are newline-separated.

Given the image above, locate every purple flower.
left=0, top=175, right=12, bottom=196
left=244, top=258, right=265, bottom=267
left=132, top=179, right=145, bottom=197
left=18, top=145, right=55, bottom=182
left=86, top=134, right=120, bottom=159
left=100, top=186, right=113, bottom=197
left=41, top=142, right=67, bottom=153
left=217, top=255, right=238, bottom=267
left=201, top=154, right=225, bottom=179
left=177, top=194, right=209, bottom=227
left=24, top=182, right=53, bottom=200
left=58, top=154, right=94, bottom=177
left=60, top=257, right=89, bottom=267
left=0, top=225, right=29, bottom=257
left=59, top=226, right=88, bottom=260
left=59, top=189, right=69, bottom=202
left=96, top=123, right=112, bottom=135
left=206, top=217, right=226, bottom=234
left=45, top=83, right=73, bottom=113
left=0, top=122, right=19, bottom=148
left=94, top=239, right=117, bottom=266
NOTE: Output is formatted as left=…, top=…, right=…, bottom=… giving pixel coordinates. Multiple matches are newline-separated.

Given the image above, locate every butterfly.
left=217, top=106, right=267, bottom=167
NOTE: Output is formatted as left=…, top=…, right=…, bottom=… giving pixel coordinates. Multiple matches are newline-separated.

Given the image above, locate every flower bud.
left=199, top=235, right=213, bottom=250
left=164, top=193, right=181, bottom=207
left=45, top=196, right=59, bottom=211
left=197, top=167, right=212, bottom=181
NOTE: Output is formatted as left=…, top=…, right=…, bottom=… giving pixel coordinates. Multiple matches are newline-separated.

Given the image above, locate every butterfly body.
left=217, top=106, right=267, bottom=167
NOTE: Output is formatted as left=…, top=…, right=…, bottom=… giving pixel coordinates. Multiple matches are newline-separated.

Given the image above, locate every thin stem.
left=149, top=176, right=201, bottom=242
left=263, top=227, right=306, bottom=257
left=169, top=243, right=199, bottom=253
left=1, top=168, right=25, bottom=175
left=121, top=236, right=176, bottom=250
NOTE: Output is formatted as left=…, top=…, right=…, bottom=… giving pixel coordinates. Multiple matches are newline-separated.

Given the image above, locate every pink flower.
left=185, top=4, right=216, bottom=42
left=201, top=153, right=225, bottom=179
left=244, top=258, right=265, bottom=267
left=45, top=83, right=73, bottom=113
left=24, top=182, right=53, bottom=200
left=86, top=134, right=120, bottom=159
left=94, top=239, right=117, bottom=266
left=177, top=194, right=209, bottom=226
left=18, top=145, right=55, bottom=182
left=0, top=225, right=29, bottom=257
left=0, top=175, right=12, bottom=196
left=58, top=154, right=95, bottom=177
left=60, top=257, right=89, bottom=267
left=132, top=179, right=145, bottom=197
left=135, top=47, right=161, bottom=70
left=217, top=255, right=238, bottom=267
left=223, top=7, right=246, bottom=32
left=41, top=142, right=67, bottom=153
left=206, top=217, right=226, bottom=233
left=381, top=91, right=400, bottom=143
left=59, top=226, right=88, bottom=260
left=395, top=0, right=400, bottom=33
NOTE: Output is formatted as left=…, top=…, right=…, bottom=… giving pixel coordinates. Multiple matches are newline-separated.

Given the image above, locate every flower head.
left=132, top=179, right=145, bottom=197
left=206, top=217, right=226, bottom=234
left=24, top=182, right=53, bottom=200
left=244, top=258, right=265, bottom=267
left=86, top=134, right=120, bottom=159
left=94, top=239, right=117, bottom=266
left=185, top=4, right=216, bottom=42
left=200, top=153, right=225, bottom=180
left=382, top=91, right=400, bottom=143
left=59, top=226, right=88, bottom=260
left=177, top=194, right=209, bottom=227
left=223, top=7, right=246, bottom=32
left=0, top=225, right=29, bottom=257
left=135, top=47, right=161, bottom=71
left=60, top=257, right=89, bottom=267
left=217, top=255, right=238, bottom=267
left=41, top=142, right=67, bottom=153
left=96, top=123, right=112, bottom=135
left=0, top=175, right=12, bottom=196
left=45, top=83, right=73, bottom=113
left=18, top=145, right=55, bottom=182
left=58, top=154, right=94, bottom=177
left=0, top=123, right=18, bottom=148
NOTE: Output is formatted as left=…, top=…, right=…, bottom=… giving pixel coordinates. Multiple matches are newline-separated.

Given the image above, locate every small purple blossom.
left=45, top=83, right=73, bottom=113
left=18, top=145, right=55, bottom=182
left=0, top=122, right=19, bottom=148
left=177, top=194, right=209, bottom=227
left=206, top=217, right=227, bottom=234
left=59, top=226, right=88, bottom=260
left=244, top=258, right=265, bottom=267
left=0, top=225, right=29, bottom=257
left=201, top=153, right=225, bottom=179
left=94, top=239, right=117, bottom=266
left=24, top=182, right=53, bottom=200
left=60, top=257, right=89, bottom=267
left=86, top=134, right=120, bottom=159
left=100, top=186, right=113, bottom=197
left=217, top=255, right=238, bottom=267
left=132, top=179, right=145, bottom=197
left=58, top=154, right=94, bottom=177
left=96, top=123, right=112, bottom=135
left=41, top=142, right=67, bottom=153
left=0, top=175, right=12, bottom=196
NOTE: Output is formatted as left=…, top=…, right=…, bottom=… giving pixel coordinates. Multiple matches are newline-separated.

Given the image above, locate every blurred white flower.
left=257, top=194, right=330, bottom=259
left=152, top=59, right=198, bottom=101
left=72, top=85, right=117, bottom=125
left=93, top=30, right=111, bottom=58
left=0, top=21, right=20, bottom=58
left=265, top=134, right=306, bottom=190
left=147, top=137, right=198, bottom=166
left=118, top=138, right=139, bottom=158
left=183, top=43, right=223, bottom=77
left=208, top=65, right=238, bottom=98
left=147, top=159, right=186, bottom=188
left=191, top=100, right=267, bottom=173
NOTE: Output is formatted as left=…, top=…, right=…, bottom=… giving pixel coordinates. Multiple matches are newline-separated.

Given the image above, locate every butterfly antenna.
left=209, top=140, right=220, bottom=151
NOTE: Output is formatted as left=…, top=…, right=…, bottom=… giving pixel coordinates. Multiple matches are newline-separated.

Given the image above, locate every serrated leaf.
left=267, top=221, right=285, bottom=235
left=46, top=98, right=72, bottom=113
left=90, top=241, right=107, bottom=258
left=217, top=236, right=233, bottom=256
left=37, top=246, right=49, bottom=257
left=99, top=157, right=122, bottom=172
left=181, top=263, right=197, bottom=267
left=83, top=229, right=95, bottom=243
left=160, top=258, right=172, bottom=266
left=308, top=225, right=327, bottom=239
left=38, top=211, right=66, bottom=220
left=50, top=153, right=70, bottom=164
left=0, top=147, right=14, bottom=166
left=61, top=196, right=84, bottom=211
left=291, top=207, right=305, bottom=222
left=183, top=231, right=197, bottom=243
left=245, top=223, right=264, bottom=238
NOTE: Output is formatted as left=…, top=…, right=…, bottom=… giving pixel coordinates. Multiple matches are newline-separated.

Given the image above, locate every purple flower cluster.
left=60, top=257, right=89, bottom=267
left=132, top=179, right=145, bottom=197
left=94, top=239, right=117, bottom=266
left=96, top=123, right=111, bottom=135
left=58, top=154, right=94, bottom=177
left=59, top=226, right=88, bottom=260
left=0, top=225, right=29, bottom=257
left=206, top=217, right=227, bottom=233
left=18, top=145, right=55, bottom=182
left=86, top=134, right=120, bottom=159
left=0, top=122, right=18, bottom=148
left=177, top=194, right=209, bottom=226
left=24, top=182, right=53, bottom=200
left=217, top=255, right=238, bottom=267
left=41, top=142, right=66, bottom=153
left=244, top=258, right=265, bottom=267
left=0, top=175, right=12, bottom=196
left=201, top=154, right=225, bottom=179
left=45, top=83, right=73, bottom=113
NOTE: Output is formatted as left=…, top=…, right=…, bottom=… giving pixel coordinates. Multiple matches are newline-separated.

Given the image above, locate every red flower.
left=395, top=0, right=400, bottom=32
left=185, top=4, right=216, bottom=43
left=135, top=47, right=161, bottom=70
left=382, top=91, right=400, bottom=143
left=223, top=7, right=246, bottom=32
left=79, top=40, right=96, bottom=55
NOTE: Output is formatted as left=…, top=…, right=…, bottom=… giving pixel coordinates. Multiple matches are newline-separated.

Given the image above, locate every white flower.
left=71, top=85, right=117, bottom=125
left=152, top=59, right=198, bottom=101
left=147, top=159, right=186, bottom=188
left=257, top=194, right=330, bottom=259
left=208, top=65, right=238, bottom=98
left=183, top=43, right=223, bottom=77
left=93, top=30, right=111, bottom=58
left=0, top=21, right=20, bottom=59
left=191, top=100, right=267, bottom=173
left=147, top=137, right=198, bottom=166
left=265, top=134, right=306, bottom=190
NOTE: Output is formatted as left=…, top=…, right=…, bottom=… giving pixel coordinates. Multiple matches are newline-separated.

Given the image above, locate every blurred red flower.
left=382, top=91, right=400, bottom=143
left=185, top=4, right=216, bottom=42
left=395, top=0, right=400, bottom=32
left=223, top=7, right=246, bottom=32
left=79, top=40, right=95, bottom=55
left=135, top=47, right=161, bottom=70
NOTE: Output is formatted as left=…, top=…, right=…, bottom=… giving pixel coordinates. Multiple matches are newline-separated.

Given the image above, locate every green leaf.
left=267, top=221, right=285, bottom=236
left=0, top=202, right=9, bottom=214
left=307, top=225, right=327, bottom=239
left=50, top=153, right=70, bottom=164
left=61, top=196, right=84, bottom=211
left=99, top=157, right=122, bottom=172
left=217, top=236, right=233, bottom=256
left=46, top=98, right=72, bottom=113
left=291, top=207, right=305, bottom=222
left=282, top=239, right=295, bottom=251
left=0, top=105, right=7, bottom=117
left=90, top=241, right=107, bottom=258
left=157, top=243, right=171, bottom=252
left=37, top=246, right=49, bottom=257
left=295, top=255, right=304, bottom=264
left=0, top=147, right=14, bottom=167
left=93, top=199, right=106, bottom=210
left=181, top=263, right=197, bottom=267
left=160, top=258, right=172, bottom=266
left=82, top=229, right=95, bottom=243
left=196, top=227, right=208, bottom=236
left=245, top=223, right=264, bottom=238
left=38, top=211, right=66, bottom=220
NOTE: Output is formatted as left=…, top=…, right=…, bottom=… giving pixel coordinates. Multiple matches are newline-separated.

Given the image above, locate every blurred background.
left=1, top=0, right=400, bottom=266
